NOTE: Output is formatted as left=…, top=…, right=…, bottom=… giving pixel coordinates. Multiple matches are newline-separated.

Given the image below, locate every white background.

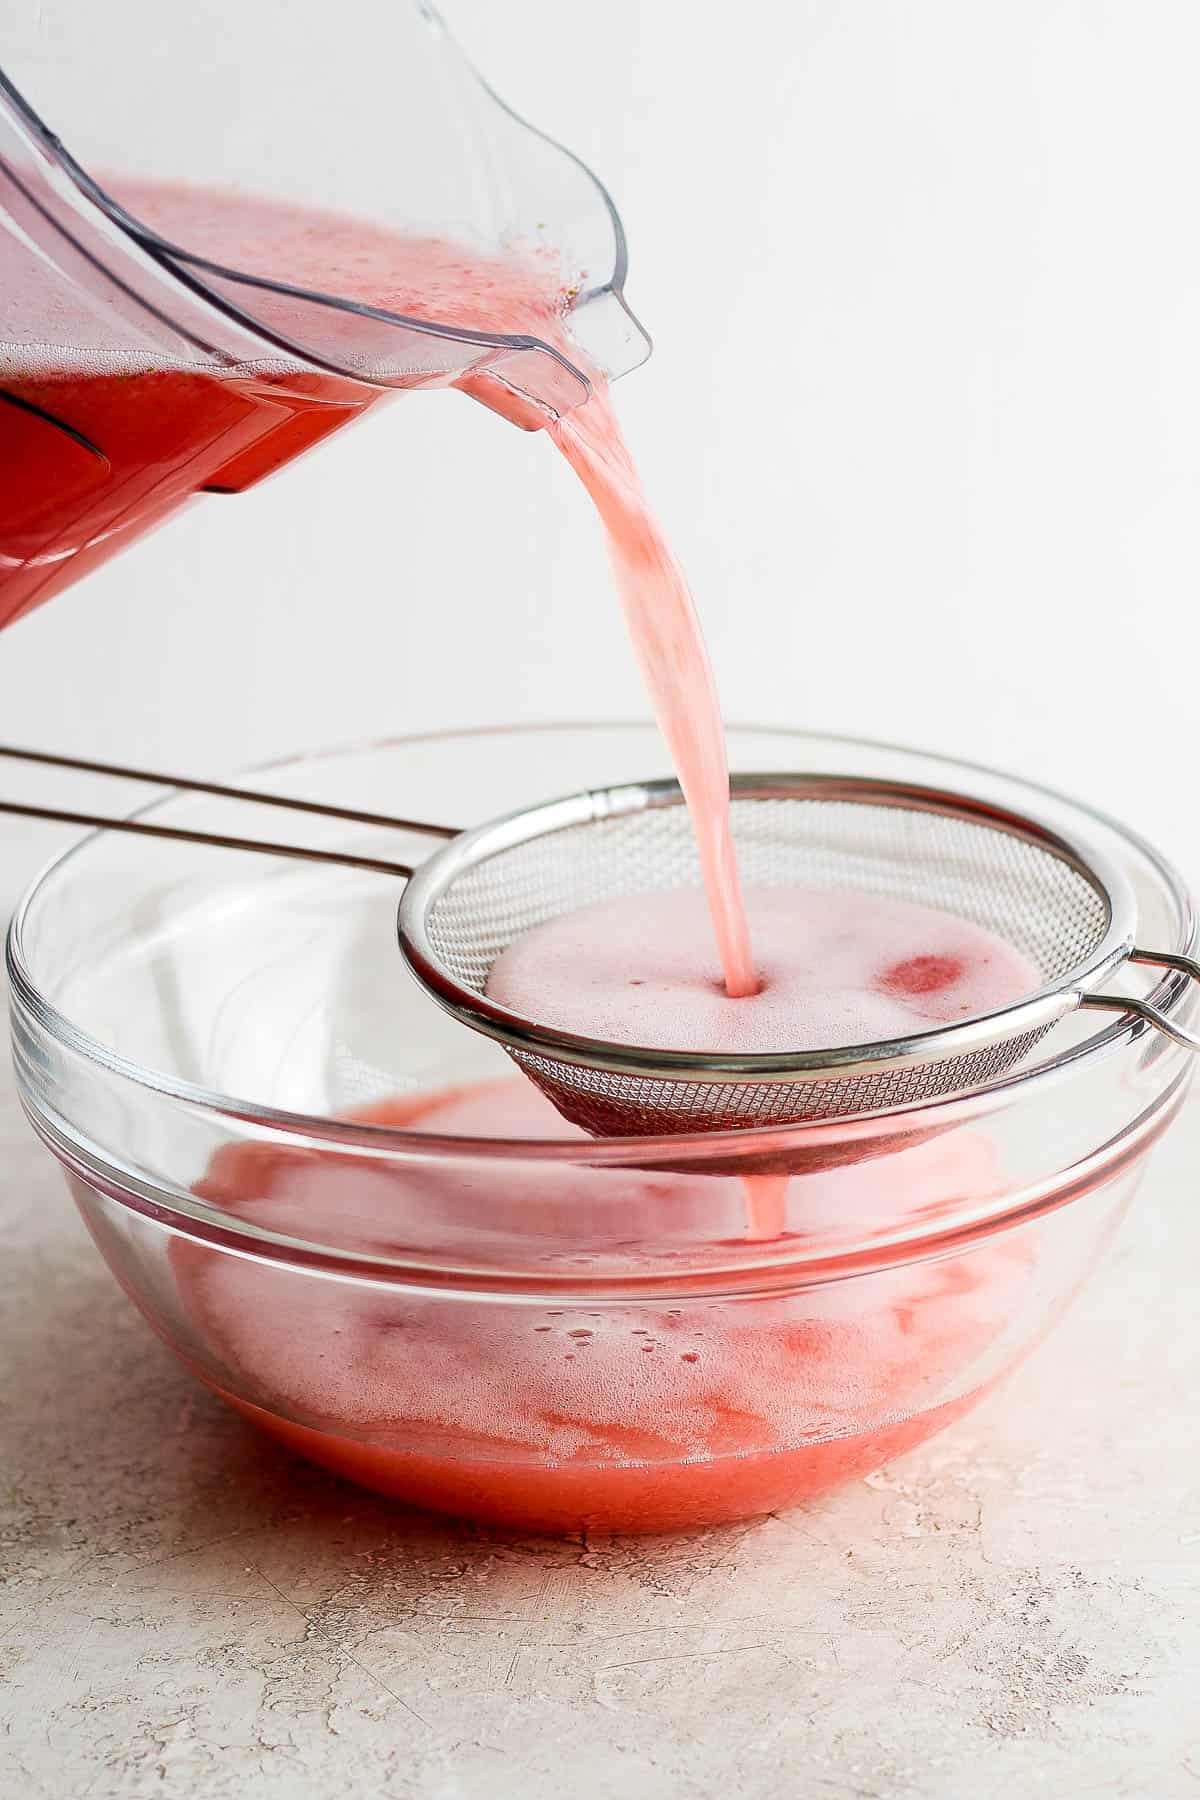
left=3, top=0, right=1200, bottom=904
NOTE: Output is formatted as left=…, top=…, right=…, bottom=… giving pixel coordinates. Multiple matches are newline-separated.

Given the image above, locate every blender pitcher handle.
left=1079, top=946, right=1200, bottom=1052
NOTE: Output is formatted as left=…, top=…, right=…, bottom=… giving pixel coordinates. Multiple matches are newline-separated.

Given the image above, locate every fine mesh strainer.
left=4, top=749, right=1198, bottom=1135
left=398, top=771, right=1200, bottom=1132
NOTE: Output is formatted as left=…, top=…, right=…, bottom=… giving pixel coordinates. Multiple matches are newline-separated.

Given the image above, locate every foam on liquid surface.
left=486, top=885, right=1041, bottom=1054
left=170, top=1078, right=1032, bottom=1530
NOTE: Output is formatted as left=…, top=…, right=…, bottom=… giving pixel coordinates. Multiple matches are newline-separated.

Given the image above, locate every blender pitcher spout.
left=0, top=2, right=649, bottom=417
left=0, top=2, right=650, bottom=622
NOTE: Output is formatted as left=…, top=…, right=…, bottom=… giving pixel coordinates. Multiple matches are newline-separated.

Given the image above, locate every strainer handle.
left=0, top=743, right=462, bottom=878
left=1079, top=947, right=1200, bottom=1052
left=0, top=800, right=421, bottom=878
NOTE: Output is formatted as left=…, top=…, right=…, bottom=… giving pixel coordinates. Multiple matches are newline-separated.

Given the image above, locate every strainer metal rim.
left=396, top=771, right=1138, bottom=1085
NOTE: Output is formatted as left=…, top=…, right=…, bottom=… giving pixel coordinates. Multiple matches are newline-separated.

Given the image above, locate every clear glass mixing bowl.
left=8, top=725, right=1195, bottom=1533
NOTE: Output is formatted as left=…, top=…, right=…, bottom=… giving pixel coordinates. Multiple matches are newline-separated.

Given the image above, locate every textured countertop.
left=2, top=1059, right=1198, bottom=1800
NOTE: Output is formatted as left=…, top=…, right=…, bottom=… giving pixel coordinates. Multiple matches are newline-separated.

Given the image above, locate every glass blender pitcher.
left=0, top=1, right=650, bottom=627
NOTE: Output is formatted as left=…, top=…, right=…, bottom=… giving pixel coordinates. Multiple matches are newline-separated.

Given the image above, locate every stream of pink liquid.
left=547, top=391, right=757, bottom=995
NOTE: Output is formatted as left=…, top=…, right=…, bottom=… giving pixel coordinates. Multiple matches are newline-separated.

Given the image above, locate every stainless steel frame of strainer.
left=4, top=750, right=1198, bottom=1123
left=396, top=771, right=1200, bottom=1098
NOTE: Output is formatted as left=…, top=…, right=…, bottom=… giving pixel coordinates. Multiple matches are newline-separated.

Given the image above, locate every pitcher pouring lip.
left=0, top=1, right=649, bottom=416
left=0, top=0, right=651, bottom=625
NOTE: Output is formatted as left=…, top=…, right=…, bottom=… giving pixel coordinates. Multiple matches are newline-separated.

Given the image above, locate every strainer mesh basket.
left=420, top=790, right=1111, bottom=1133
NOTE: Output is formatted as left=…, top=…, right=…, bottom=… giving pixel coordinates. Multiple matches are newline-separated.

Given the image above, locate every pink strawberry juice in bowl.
left=9, top=727, right=1193, bottom=1533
